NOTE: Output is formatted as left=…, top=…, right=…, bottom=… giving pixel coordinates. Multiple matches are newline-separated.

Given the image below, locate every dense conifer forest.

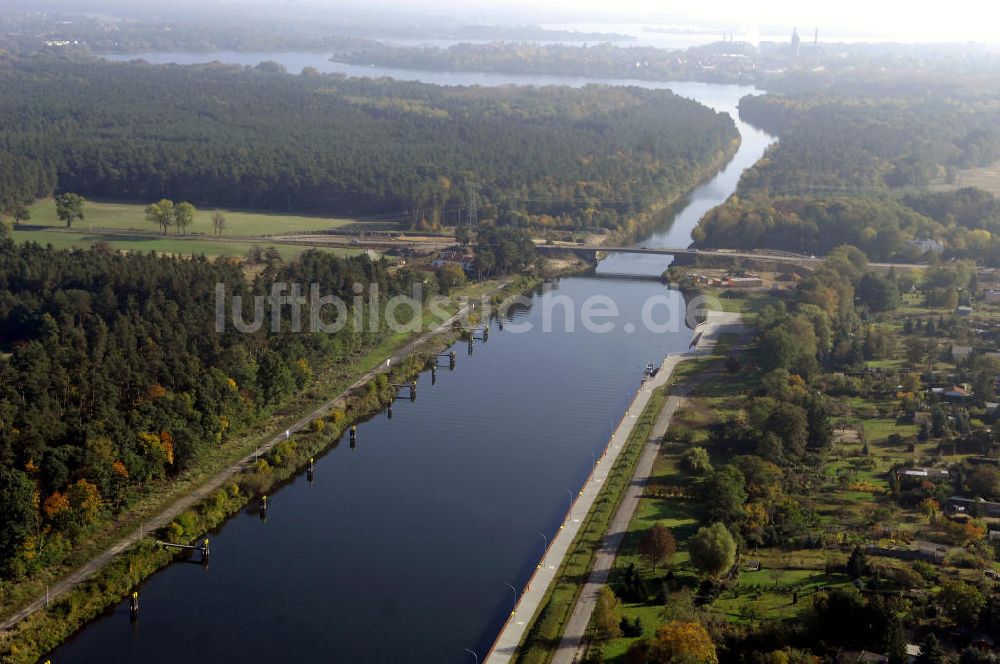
left=0, top=232, right=421, bottom=578
left=0, top=55, right=737, bottom=231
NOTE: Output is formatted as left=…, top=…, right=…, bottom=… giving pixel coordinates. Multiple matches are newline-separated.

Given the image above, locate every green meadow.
left=13, top=200, right=391, bottom=258
left=10, top=228, right=375, bottom=260
left=26, top=199, right=368, bottom=236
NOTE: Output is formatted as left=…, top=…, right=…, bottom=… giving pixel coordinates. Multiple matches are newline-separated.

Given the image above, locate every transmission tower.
left=465, top=183, right=481, bottom=230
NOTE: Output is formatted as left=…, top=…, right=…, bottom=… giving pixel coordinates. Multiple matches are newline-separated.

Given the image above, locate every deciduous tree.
left=55, top=192, right=85, bottom=227
left=174, top=202, right=196, bottom=236
left=212, top=211, right=226, bottom=237
left=145, top=199, right=175, bottom=235
left=649, top=621, right=717, bottom=664
left=688, top=523, right=736, bottom=578
left=593, top=586, right=623, bottom=640
left=639, top=523, right=676, bottom=571
left=938, top=579, right=986, bottom=627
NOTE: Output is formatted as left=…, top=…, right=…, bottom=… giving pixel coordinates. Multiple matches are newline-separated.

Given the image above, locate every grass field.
left=10, top=227, right=371, bottom=260
left=930, top=161, right=1000, bottom=197
left=25, top=199, right=379, bottom=236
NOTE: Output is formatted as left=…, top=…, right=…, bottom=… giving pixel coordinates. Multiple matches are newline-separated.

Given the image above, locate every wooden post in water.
left=449, top=351, right=457, bottom=370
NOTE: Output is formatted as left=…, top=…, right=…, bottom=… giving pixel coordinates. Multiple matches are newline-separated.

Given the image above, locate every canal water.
left=50, top=56, right=773, bottom=663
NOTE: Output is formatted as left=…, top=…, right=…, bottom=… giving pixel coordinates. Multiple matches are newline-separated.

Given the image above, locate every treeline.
left=333, top=41, right=758, bottom=84
left=738, top=93, right=1000, bottom=192
left=693, top=187, right=1000, bottom=263
left=0, top=55, right=737, bottom=233
left=0, top=11, right=375, bottom=55
left=0, top=234, right=421, bottom=579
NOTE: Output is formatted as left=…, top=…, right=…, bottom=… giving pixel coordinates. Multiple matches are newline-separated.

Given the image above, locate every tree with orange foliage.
left=43, top=491, right=70, bottom=521
left=159, top=431, right=175, bottom=465
left=649, top=620, right=718, bottom=664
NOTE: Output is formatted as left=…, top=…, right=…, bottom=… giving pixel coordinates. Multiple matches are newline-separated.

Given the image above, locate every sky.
left=343, top=0, right=1000, bottom=43
left=18, top=0, right=1000, bottom=44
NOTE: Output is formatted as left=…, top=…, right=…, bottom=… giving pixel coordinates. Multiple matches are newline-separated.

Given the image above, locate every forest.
left=332, top=40, right=759, bottom=83
left=0, top=54, right=737, bottom=233
left=693, top=78, right=1000, bottom=261
left=693, top=188, right=1000, bottom=263
left=0, top=230, right=428, bottom=579
left=738, top=93, right=1000, bottom=194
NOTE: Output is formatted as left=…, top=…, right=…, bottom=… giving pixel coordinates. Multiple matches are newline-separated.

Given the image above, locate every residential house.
left=431, top=250, right=476, bottom=273
left=893, top=467, right=950, bottom=481
left=946, top=496, right=1000, bottom=518
left=908, top=238, right=945, bottom=255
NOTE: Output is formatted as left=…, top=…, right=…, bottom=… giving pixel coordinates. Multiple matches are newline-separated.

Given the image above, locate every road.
left=483, top=312, right=746, bottom=664
left=0, top=294, right=491, bottom=637
left=534, top=243, right=928, bottom=271
left=25, top=225, right=929, bottom=272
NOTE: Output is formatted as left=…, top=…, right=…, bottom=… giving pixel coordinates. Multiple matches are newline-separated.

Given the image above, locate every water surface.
left=50, top=58, right=773, bottom=663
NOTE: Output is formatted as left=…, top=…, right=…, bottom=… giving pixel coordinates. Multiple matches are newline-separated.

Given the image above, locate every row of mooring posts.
left=121, top=319, right=507, bottom=628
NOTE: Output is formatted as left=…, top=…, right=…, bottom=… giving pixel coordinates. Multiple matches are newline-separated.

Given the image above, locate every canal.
left=50, top=56, right=774, bottom=663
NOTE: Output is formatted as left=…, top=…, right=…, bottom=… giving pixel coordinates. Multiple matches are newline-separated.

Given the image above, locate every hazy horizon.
left=10, top=0, right=1000, bottom=46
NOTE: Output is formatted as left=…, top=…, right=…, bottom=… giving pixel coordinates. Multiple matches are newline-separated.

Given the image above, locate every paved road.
left=30, top=225, right=927, bottom=272
left=549, top=312, right=748, bottom=664
left=483, top=351, right=685, bottom=664
left=550, top=389, right=689, bottom=664
left=0, top=296, right=489, bottom=636
left=535, top=243, right=928, bottom=271
left=484, top=312, right=745, bottom=664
